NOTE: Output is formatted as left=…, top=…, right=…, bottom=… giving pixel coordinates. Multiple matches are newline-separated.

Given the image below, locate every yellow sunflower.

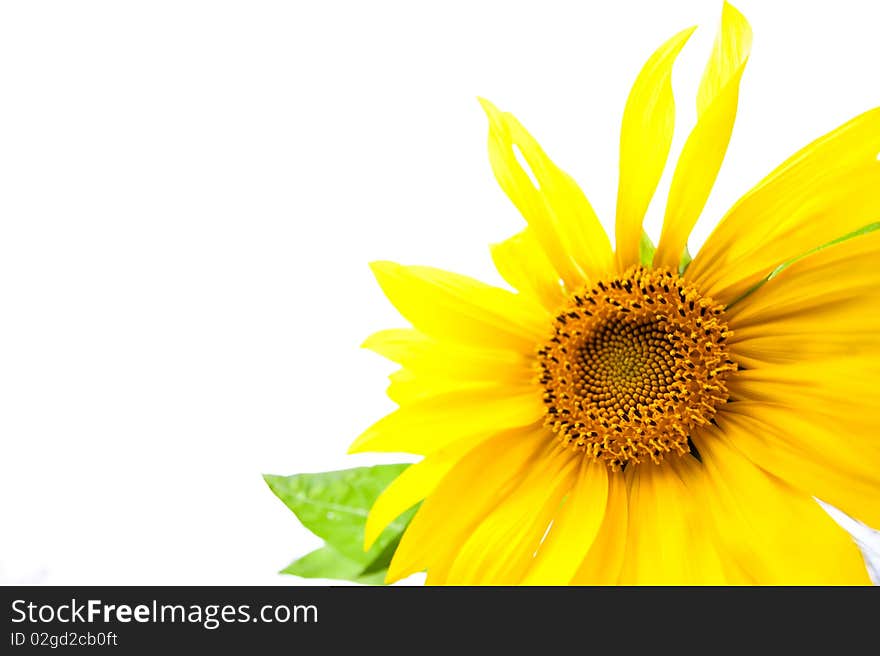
left=349, top=2, right=880, bottom=584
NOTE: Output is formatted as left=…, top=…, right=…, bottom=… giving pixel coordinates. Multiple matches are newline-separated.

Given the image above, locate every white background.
left=1, top=0, right=878, bottom=585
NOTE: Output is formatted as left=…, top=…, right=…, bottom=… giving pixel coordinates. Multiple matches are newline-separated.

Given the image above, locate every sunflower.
left=349, top=2, right=880, bottom=584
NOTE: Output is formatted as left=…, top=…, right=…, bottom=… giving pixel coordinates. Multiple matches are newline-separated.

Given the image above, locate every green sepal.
left=639, top=230, right=656, bottom=267
left=678, top=245, right=693, bottom=274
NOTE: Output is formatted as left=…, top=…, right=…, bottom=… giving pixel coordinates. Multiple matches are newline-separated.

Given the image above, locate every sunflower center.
left=537, top=265, right=736, bottom=470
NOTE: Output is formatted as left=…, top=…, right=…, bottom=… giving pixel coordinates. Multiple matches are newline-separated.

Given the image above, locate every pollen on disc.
left=537, top=265, right=737, bottom=469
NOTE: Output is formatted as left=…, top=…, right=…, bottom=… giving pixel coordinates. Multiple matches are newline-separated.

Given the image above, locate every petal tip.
left=722, top=1, right=745, bottom=21
left=476, top=96, right=497, bottom=114
left=477, top=97, right=506, bottom=133
left=368, top=260, right=406, bottom=292
left=680, top=24, right=699, bottom=40
left=347, top=431, right=372, bottom=454
left=368, top=259, right=397, bottom=276
left=721, top=1, right=753, bottom=49
left=360, top=331, right=384, bottom=350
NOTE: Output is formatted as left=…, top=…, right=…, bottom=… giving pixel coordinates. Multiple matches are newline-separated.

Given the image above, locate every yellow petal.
left=444, top=448, right=577, bottom=585
left=615, top=26, right=696, bottom=270
left=349, top=384, right=544, bottom=455
left=479, top=98, right=613, bottom=288
left=620, top=457, right=728, bottom=585
left=692, top=427, right=871, bottom=584
left=490, top=228, right=566, bottom=311
left=696, top=2, right=753, bottom=116
left=725, top=359, right=880, bottom=485
left=570, top=470, right=629, bottom=585
left=386, top=425, right=548, bottom=583
left=729, top=358, right=880, bottom=434
left=369, top=261, right=546, bottom=352
left=687, top=107, right=880, bottom=304
left=654, top=2, right=752, bottom=268
left=521, top=458, right=609, bottom=585
left=725, top=227, right=880, bottom=367
left=363, top=437, right=477, bottom=550
left=363, top=328, right=534, bottom=384
left=716, top=403, right=880, bottom=529
left=384, top=368, right=489, bottom=405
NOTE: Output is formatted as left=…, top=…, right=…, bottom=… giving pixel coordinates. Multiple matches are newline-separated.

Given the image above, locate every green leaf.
left=264, top=464, right=418, bottom=584
left=639, top=230, right=656, bottom=267
left=727, top=221, right=880, bottom=309
left=281, top=544, right=387, bottom=585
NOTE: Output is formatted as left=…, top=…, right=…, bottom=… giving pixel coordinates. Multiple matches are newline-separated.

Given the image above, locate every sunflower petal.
left=384, top=369, right=488, bottom=405
left=725, top=358, right=880, bottom=508
left=692, top=428, right=871, bottom=584
left=490, top=228, right=566, bottom=311
left=363, top=328, right=533, bottom=384
left=386, top=425, right=548, bottom=583
left=654, top=2, right=752, bottom=268
left=716, top=403, right=880, bottom=529
left=620, top=457, right=728, bottom=584
left=349, top=385, right=544, bottom=455
left=363, top=438, right=477, bottom=551
left=444, top=448, right=577, bottom=585
left=687, top=107, right=880, bottom=304
left=726, top=225, right=880, bottom=366
left=615, top=26, right=696, bottom=270
left=369, top=261, right=545, bottom=350
left=729, top=358, right=880, bottom=437
left=570, top=470, right=629, bottom=584
left=480, top=98, right=613, bottom=288
left=522, top=458, right=609, bottom=584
